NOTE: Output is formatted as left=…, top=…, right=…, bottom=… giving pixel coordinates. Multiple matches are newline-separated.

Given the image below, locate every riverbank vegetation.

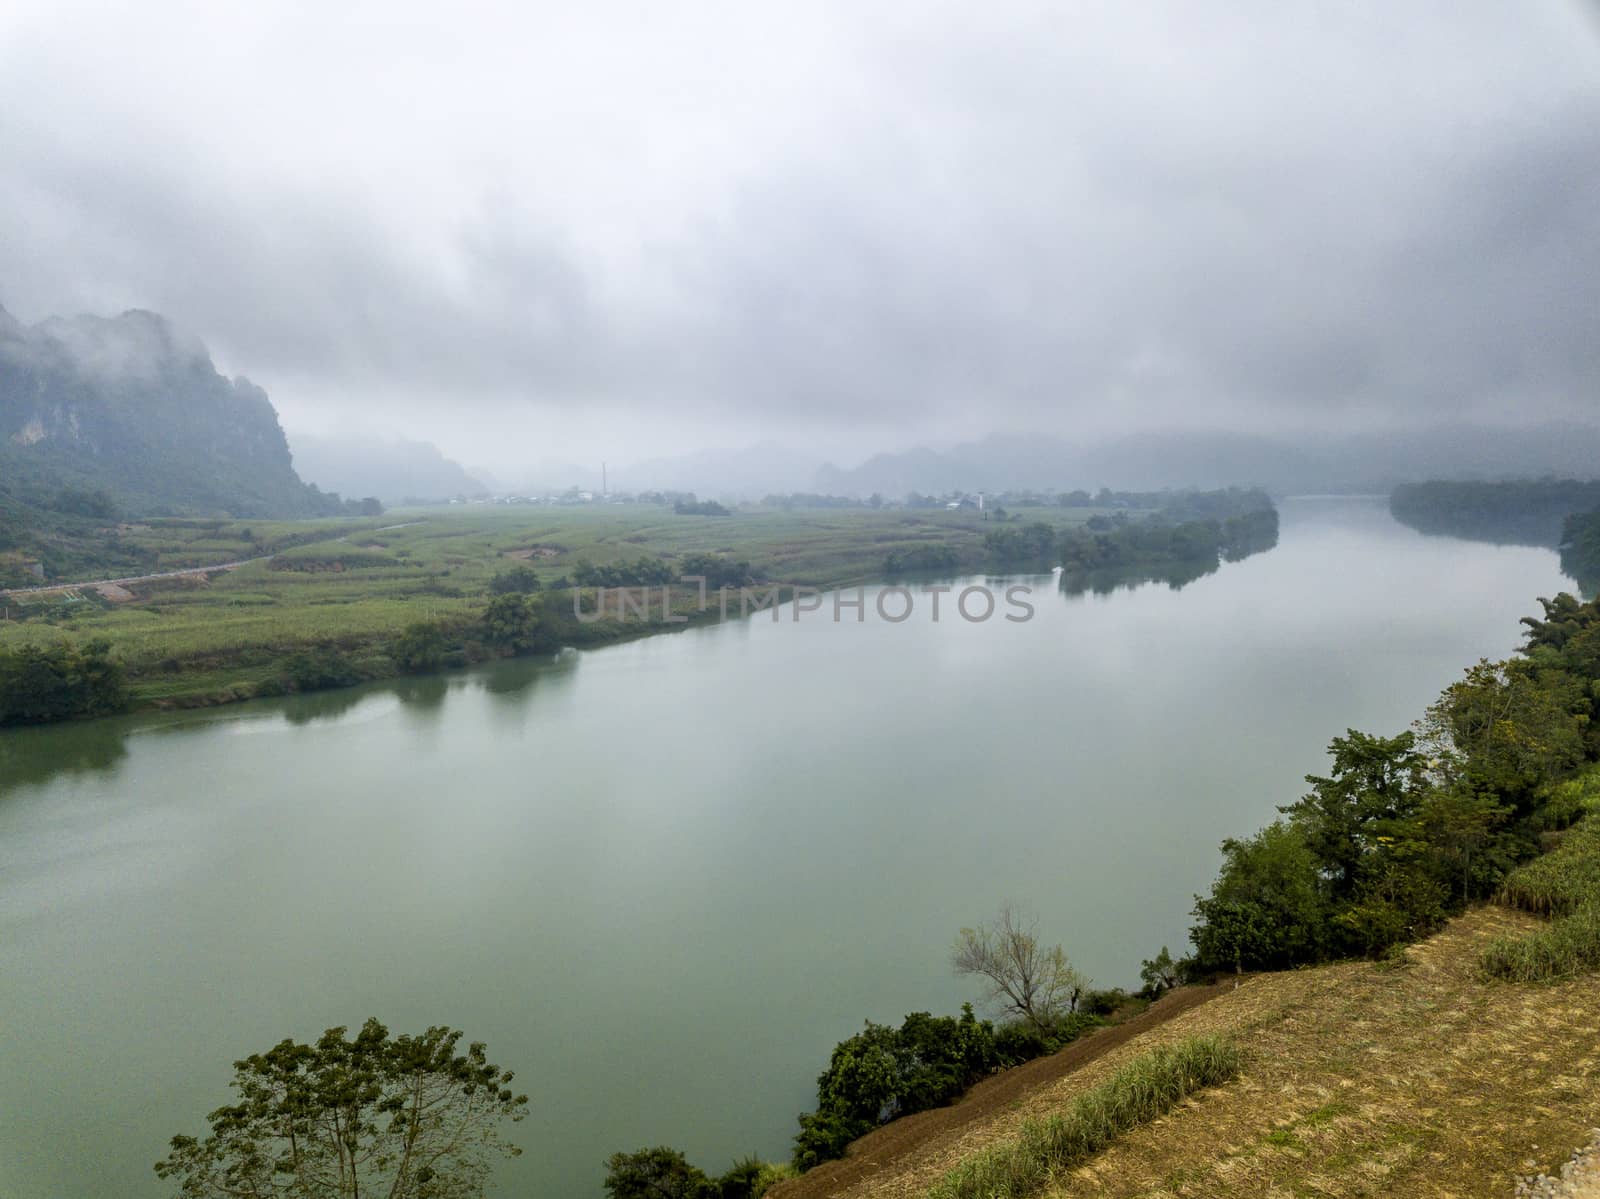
left=1390, top=478, right=1600, bottom=547
left=738, top=588, right=1600, bottom=1195
left=1478, top=769, right=1600, bottom=981
left=902, top=488, right=1278, bottom=579
left=0, top=638, right=126, bottom=724
left=604, top=1147, right=795, bottom=1199
left=754, top=589, right=1600, bottom=1198
left=834, top=907, right=1600, bottom=1199
left=0, top=494, right=1277, bottom=724
left=1186, top=589, right=1600, bottom=977
left=1561, top=508, right=1600, bottom=592
left=925, top=1036, right=1242, bottom=1199
left=622, top=911, right=1136, bottom=1187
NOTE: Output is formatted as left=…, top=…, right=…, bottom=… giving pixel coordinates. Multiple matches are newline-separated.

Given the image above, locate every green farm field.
left=0, top=504, right=1110, bottom=709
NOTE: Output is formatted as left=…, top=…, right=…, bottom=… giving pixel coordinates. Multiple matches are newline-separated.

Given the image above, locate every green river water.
left=0, top=497, right=1577, bottom=1197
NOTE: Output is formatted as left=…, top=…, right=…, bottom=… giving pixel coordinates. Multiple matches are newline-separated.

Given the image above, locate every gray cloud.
left=1, top=0, right=1596, bottom=470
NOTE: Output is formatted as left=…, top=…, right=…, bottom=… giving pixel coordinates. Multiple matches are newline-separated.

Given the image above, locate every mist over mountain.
left=809, top=424, right=1600, bottom=498
left=288, top=433, right=487, bottom=504
left=617, top=443, right=820, bottom=498
left=0, top=304, right=342, bottom=517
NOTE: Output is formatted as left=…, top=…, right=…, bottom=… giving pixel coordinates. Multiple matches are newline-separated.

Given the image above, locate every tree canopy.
left=155, top=1019, right=527, bottom=1199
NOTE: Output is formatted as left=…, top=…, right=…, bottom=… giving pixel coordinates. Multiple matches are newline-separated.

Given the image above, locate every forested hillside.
left=0, top=304, right=356, bottom=519
left=0, top=304, right=376, bottom=583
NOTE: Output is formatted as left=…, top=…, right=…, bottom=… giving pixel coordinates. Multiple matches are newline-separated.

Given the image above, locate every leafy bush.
left=1190, top=821, right=1329, bottom=972
left=602, top=1148, right=792, bottom=1199
left=0, top=639, right=128, bottom=725
left=1079, top=988, right=1129, bottom=1017
left=603, top=1147, right=708, bottom=1199
left=793, top=1005, right=1000, bottom=1170
left=791, top=1108, right=867, bottom=1173
left=391, top=621, right=451, bottom=673
left=570, top=558, right=676, bottom=588
left=983, top=522, right=1057, bottom=565
left=990, top=1012, right=1102, bottom=1066
left=674, top=498, right=730, bottom=516
left=480, top=593, right=556, bottom=654
left=1479, top=903, right=1600, bottom=982
left=1185, top=589, right=1600, bottom=980
left=927, top=1037, right=1242, bottom=1199
left=679, top=553, right=752, bottom=590
left=281, top=650, right=362, bottom=692
left=489, top=564, right=542, bottom=594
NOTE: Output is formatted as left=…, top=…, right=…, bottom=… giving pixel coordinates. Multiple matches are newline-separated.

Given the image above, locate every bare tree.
left=951, top=904, right=1088, bottom=1031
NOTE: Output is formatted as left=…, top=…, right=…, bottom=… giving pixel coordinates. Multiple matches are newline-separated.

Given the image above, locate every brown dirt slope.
left=778, top=908, right=1600, bottom=1199
left=771, top=982, right=1235, bottom=1199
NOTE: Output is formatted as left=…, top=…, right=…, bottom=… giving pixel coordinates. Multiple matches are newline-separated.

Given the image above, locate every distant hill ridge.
left=0, top=302, right=345, bottom=517
left=287, top=432, right=488, bottom=505
left=812, top=426, right=1600, bottom=498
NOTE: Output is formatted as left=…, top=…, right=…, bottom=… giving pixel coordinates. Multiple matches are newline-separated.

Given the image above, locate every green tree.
left=791, top=1006, right=1000, bottom=1170
left=480, top=593, right=548, bottom=654
left=0, top=639, right=128, bottom=725
left=489, top=565, right=543, bottom=594
left=1420, top=784, right=1516, bottom=902
left=603, top=1146, right=711, bottom=1199
left=155, top=1019, right=527, bottom=1198
left=951, top=905, right=1087, bottom=1031
left=393, top=621, right=450, bottom=673
left=1278, top=730, right=1428, bottom=901
left=1190, top=822, right=1327, bottom=972
left=1418, top=658, right=1586, bottom=809
left=281, top=649, right=362, bottom=692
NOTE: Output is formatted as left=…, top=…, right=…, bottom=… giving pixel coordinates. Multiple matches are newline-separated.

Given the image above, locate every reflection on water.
left=0, top=498, right=1581, bottom=1199
left=0, top=649, right=583, bottom=793
left=0, top=715, right=129, bottom=791
left=1057, top=519, right=1280, bottom=597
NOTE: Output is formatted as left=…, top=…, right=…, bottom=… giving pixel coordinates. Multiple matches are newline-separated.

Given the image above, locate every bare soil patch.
left=776, top=909, right=1600, bottom=1199
left=768, top=982, right=1234, bottom=1199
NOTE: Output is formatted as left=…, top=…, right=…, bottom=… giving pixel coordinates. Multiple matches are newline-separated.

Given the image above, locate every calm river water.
left=0, top=497, right=1578, bottom=1197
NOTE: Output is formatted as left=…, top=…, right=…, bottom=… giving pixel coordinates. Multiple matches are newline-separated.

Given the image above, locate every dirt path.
left=0, top=521, right=426, bottom=599
left=0, top=556, right=270, bottom=597
left=768, top=980, right=1235, bottom=1199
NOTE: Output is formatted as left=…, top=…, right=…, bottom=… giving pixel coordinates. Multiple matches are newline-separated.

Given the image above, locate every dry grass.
left=823, top=909, right=1600, bottom=1199
left=926, top=1038, right=1242, bottom=1199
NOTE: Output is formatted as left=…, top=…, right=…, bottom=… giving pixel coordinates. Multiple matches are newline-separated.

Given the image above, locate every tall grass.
left=1482, top=769, right=1600, bottom=981
left=926, top=1036, right=1242, bottom=1199
left=1496, top=820, right=1600, bottom=917
left=1478, top=903, right=1600, bottom=982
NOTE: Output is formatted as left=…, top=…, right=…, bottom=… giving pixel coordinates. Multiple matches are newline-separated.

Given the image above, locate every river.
left=0, top=496, right=1579, bottom=1198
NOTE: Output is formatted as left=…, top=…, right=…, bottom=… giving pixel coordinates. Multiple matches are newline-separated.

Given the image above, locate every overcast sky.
left=2, top=1, right=1597, bottom=473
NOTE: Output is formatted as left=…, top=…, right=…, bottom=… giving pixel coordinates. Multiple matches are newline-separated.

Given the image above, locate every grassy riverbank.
left=0, top=504, right=1118, bottom=712
left=779, top=906, right=1600, bottom=1199
left=740, top=585, right=1600, bottom=1199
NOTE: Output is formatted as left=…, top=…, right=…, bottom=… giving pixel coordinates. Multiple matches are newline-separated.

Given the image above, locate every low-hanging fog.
left=1, top=0, right=1597, bottom=489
